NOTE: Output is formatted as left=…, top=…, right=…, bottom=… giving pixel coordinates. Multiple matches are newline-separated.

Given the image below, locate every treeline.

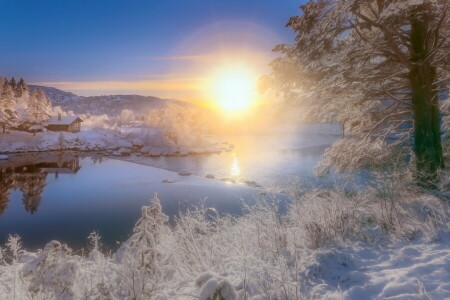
left=0, top=77, right=52, bottom=134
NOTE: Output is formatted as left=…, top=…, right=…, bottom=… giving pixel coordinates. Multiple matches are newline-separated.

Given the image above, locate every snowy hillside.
left=28, top=85, right=199, bottom=116
left=28, top=85, right=81, bottom=107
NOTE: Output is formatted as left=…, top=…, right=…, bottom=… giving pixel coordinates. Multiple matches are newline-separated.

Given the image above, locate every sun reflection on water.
left=230, top=154, right=240, bottom=177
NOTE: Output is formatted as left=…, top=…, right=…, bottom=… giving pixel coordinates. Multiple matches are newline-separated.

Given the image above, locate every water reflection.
left=0, top=152, right=81, bottom=215
left=230, top=154, right=240, bottom=177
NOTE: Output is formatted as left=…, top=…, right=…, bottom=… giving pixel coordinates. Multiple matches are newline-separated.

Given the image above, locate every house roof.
left=47, top=116, right=83, bottom=126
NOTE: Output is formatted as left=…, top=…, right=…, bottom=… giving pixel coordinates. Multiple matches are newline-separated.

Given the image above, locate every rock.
left=132, top=138, right=144, bottom=147
left=178, top=169, right=193, bottom=176
left=140, top=146, right=152, bottom=154
left=116, top=140, right=133, bottom=148
left=162, top=178, right=175, bottom=183
left=117, top=148, right=131, bottom=156
left=244, top=180, right=263, bottom=188
left=0, top=155, right=8, bottom=160
left=149, top=148, right=162, bottom=156
left=178, top=147, right=189, bottom=156
left=220, top=178, right=236, bottom=184
left=205, top=174, right=215, bottom=179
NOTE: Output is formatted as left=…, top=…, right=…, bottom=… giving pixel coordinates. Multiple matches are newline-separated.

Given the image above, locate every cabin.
left=46, top=114, right=83, bottom=133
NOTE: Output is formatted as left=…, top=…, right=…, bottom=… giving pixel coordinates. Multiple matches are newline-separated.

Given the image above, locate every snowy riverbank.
left=0, top=127, right=231, bottom=156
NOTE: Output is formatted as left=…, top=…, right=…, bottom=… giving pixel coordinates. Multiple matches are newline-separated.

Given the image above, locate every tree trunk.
left=410, top=8, right=444, bottom=188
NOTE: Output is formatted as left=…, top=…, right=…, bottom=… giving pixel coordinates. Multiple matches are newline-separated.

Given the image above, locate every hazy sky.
left=0, top=0, right=303, bottom=101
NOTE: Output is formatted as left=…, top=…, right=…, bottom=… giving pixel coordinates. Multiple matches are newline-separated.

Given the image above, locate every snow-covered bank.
left=0, top=127, right=231, bottom=156
left=0, top=186, right=448, bottom=299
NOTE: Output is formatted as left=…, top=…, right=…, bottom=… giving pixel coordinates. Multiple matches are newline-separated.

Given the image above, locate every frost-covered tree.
left=129, top=192, right=167, bottom=273
left=22, top=240, right=77, bottom=298
left=117, top=193, right=168, bottom=297
left=272, top=0, right=450, bottom=186
left=15, top=78, right=28, bottom=98
left=57, top=132, right=65, bottom=151
left=0, top=81, right=18, bottom=133
left=0, top=77, right=5, bottom=93
left=8, top=77, right=16, bottom=89
left=26, top=88, right=52, bottom=134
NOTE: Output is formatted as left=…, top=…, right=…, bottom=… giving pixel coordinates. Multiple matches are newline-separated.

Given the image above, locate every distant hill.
left=29, top=85, right=198, bottom=116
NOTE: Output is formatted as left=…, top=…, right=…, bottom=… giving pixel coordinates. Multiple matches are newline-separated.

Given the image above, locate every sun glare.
left=210, top=68, right=257, bottom=111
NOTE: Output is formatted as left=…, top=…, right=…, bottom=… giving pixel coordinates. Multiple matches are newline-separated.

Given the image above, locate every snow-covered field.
left=0, top=180, right=448, bottom=299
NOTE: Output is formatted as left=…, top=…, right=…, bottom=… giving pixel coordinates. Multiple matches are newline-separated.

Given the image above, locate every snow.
left=0, top=127, right=224, bottom=157
left=0, top=188, right=448, bottom=299
left=196, top=272, right=237, bottom=300
left=301, top=240, right=450, bottom=299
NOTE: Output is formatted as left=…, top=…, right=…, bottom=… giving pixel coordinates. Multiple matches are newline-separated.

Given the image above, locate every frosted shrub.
left=128, top=193, right=168, bottom=274
left=0, top=190, right=447, bottom=299
left=288, top=180, right=450, bottom=249
left=167, top=201, right=302, bottom=299
left=5, top=235, right=24, bottom=300
left=73, top=232, right=118, bottom=300
left=143, top=104, right=211, bottom=152
left=6, top=234, right=22, bottom=263
left=0, top=246, right=5, bottom=265
left=56, top=133, right=65, bottom=151
left=116, top=193, right=169, bottom=298
left=22, top=240, right=77, bottom=298
left=87, top=231, right=102, bottom=260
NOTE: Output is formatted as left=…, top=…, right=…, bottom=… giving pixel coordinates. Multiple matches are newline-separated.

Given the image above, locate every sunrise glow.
left=210, top=68, right=257, bottom=111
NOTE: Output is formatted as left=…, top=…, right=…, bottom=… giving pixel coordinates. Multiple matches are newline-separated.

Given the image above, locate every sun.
left=210, top=68, right=257, bottom=111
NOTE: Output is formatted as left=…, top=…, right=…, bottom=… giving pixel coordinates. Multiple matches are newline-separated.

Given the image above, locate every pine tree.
left=272, top=0, right=450, bottom=187
left=9, top=77, right=16, bottom=89
left=15, top=78, right=28, bottom=98
left=0, top=81, right=18, bottom=133
left=129, top=193, right=168, bottom=273
left=0, top=77, right=5, bottom=92
left=26, top=88, right=51, bottom=135
left=119, top=193, right=168, bottom=296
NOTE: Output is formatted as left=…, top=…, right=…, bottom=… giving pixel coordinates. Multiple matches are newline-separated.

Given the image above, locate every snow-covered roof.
left=47, top=116, right=83, bottom=126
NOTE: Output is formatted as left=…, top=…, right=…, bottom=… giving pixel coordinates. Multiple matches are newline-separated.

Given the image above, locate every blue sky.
left=0, top=0, right=303, bottom=100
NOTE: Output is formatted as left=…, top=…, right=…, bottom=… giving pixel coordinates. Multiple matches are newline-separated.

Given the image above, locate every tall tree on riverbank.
left=26, top=88, right=51, bottom=135
left=273, top=0, right=450, bottom=186
left=15, top=78, right=28, bottom=98
left=0, top=81, right=18, bottom=133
